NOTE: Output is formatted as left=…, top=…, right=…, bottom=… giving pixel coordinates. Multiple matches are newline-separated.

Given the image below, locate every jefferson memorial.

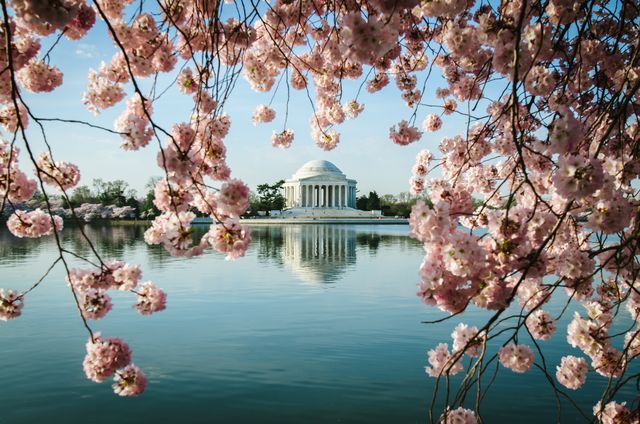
left=280, top=160, right=372, bottom=217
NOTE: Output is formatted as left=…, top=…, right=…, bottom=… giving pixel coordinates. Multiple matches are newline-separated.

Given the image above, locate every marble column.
left=333, top=185, right=337, bottom=207
left=322, top=185, right=326, bottom=207
left=293, top=185, right=297, bottom=207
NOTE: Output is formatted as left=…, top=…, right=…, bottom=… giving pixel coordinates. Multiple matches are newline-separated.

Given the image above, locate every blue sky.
left=13, top=16, right=465, bottom=198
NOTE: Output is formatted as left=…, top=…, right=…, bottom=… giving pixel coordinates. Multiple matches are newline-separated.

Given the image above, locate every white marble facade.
left=282, top=160, right=357, bottom=209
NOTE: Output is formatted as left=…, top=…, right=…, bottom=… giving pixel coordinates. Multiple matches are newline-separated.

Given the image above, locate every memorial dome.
left=292, top=160, right=345, bottom=179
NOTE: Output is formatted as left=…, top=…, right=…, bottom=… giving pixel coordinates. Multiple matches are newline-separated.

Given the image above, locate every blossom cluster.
left=0, top=288, right=24, bottom=321
left=555, top=355, right=588, bottom=390
left=252, top=104, right=276, bottom=125
left=6, top=208, right=63, bottom=238
left=425, top=323, right=481, bottom=377
left=439, top=407, right=477, bottom=424
left=36, top=153, right=80, bottom=190
left=271, top=129, right=294, bottom=149
left=0, top=140, right=37, bottom=203
left=83, top=333, right=145, bottom=396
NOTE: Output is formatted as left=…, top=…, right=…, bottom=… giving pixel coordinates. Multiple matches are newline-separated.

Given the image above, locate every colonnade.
left=283, top=183, right=356, bottom=208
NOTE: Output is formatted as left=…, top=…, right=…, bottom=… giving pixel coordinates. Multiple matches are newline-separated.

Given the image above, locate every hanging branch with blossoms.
left=0, top=0, right=639, bottom=421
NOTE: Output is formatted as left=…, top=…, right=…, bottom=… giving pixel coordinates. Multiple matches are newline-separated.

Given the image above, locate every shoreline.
left=56, top=217, right=409, bottom=226
left=236, top=218, right=408, bottom=225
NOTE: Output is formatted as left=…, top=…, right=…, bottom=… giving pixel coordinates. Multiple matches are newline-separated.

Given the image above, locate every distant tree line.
left=1, top=178, right=162, bottom=221
left=355, top=191, right=498, bottom=217
left=356, top=191, right=422, bottom=217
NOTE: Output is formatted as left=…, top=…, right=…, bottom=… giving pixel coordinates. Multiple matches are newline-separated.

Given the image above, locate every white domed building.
left=280, top=160, right=372, bottom=217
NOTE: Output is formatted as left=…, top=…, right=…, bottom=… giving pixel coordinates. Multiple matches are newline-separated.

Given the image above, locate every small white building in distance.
left=280, top=160, right=374, bottom=217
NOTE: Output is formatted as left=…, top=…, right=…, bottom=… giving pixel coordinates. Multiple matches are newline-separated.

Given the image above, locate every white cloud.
left=75, top=43, right=98, bottom=58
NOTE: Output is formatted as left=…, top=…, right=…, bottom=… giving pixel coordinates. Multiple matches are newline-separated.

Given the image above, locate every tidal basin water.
left=0, top=224, right=636, bottom=423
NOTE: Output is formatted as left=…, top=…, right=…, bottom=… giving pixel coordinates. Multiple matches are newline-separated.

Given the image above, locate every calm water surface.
left=0, top=224, right=635, bottom=423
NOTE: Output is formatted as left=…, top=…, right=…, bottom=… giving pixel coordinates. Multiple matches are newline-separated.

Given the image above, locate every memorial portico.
left=282, top=160, right=358, bottom=209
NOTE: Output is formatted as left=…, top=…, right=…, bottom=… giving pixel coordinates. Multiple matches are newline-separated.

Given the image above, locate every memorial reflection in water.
left=252, top=224, right=415, bottom=284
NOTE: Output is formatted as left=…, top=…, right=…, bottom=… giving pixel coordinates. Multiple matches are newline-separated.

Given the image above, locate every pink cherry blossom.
left=593, top=401, right=636, bottom=424
left=442, top=232, right=485, bottom=278
left=0, top=103, right=28, bottom=133
left=553, top=154, right=604, bottom=199
left=252, top=104, right=276, bottom=125
left=567, top=312, right=607, bottom=358
left=83, top=334, right=132, bottom=383
left=344, top=100, right=364, bottom=119
left=422, top=114, right=442, bottom=132
left=525, top=309, right=556, bottom=341
left=112, top=364, right=147, bottom=396
left=216, top=179, right=250, bottom=217
left=208, top=218, right=252, bottom=260
left=451, top=323, right=481, bottom=357
left=425, top=343, right=463, bottom=377
left=114, top=95, right=153, bottom=150
left=17, top=60, right=63, bottom=92
left=625, top=330, right=640, bottom=358
left=63, top=3, right=96, bottom=40
left=409, top=201, right=452, bottom=243
left=389, top=120, right=422, bottom=146
left=0, top=289, right=24, bottom=321
left=109, top=262, right=142, bottom=291
left=556, top=355, right=588, bottom=390
left=83, top=65, right=126, bottom=114
left=1, top=168, right=37, bottom=202
left=36, top=152, right=81, bottom=190
left=498, top=342, right=535, bottom=373
left=79, top=288, right=112, bottom=320
left=591, top=346, right=625, bottom=378
left=271, top=129, right=294, bottom=149
left=439, top=407, right=477, bottom=424
left=134, top=282, right=167, bottom=315
left=6, top=209, right=63, bottom=238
